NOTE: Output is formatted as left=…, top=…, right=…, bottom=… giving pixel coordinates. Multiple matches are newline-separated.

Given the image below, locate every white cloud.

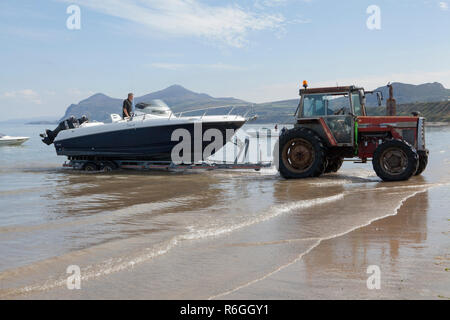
left=148, top=62, right=246, bottom=71
left=66, top=88, right=95, bottom=98
left=67, top=88, right=83, bottom=96
left=439, top=2, right=448, bottom=10
left=3, top=89, right=42, bottom=104
left=255, top=0, right=288, bottom=8
left=254, top=0, right=312, bottom=9
left=66, top=0, right=284, bottom=47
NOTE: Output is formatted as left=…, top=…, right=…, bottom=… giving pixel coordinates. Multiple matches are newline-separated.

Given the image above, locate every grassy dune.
left=367, top=101, right=450, bottom=122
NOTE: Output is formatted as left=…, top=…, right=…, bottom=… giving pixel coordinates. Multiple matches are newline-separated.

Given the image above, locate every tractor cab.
left=296, top=85, right=382, bottom=147
left=298, top=86, right=367, bottom=118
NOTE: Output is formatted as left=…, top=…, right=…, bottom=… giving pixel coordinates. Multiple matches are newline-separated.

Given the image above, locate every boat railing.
left=172, top=104, right=255, bottom=120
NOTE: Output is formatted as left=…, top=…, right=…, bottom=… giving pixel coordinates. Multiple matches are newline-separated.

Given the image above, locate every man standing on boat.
left=123, top=93, right=134, bottom=118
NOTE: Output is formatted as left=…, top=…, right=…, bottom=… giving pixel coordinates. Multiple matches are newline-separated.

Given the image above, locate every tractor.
left=277, top=82, right=428, bottom=181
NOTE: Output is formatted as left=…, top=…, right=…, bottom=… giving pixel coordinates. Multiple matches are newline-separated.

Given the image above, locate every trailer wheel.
left=414, top=150, right=429, bottom=176
left=101, top=161, right=117, bottom=172
left=83, top=162, right=98, bottom=172
left=278, top=127, right=327, bottom=179
left=324, top=157, right=344, bottom=173
left=373, top=140, right=419, bottom=181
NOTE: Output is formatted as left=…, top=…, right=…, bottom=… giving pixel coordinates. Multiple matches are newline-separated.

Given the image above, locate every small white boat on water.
left=0, top=133, right=29, bottom=146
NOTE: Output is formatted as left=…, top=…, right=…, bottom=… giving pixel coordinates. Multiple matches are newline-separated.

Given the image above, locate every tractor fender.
left=296, top=118, right=337, bottom=147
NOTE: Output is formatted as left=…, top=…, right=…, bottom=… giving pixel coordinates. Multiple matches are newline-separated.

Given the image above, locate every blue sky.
left=1, top=0, right=449, bottom=120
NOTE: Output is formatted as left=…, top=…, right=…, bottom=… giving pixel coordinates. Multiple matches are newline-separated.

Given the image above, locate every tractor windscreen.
left=302, top=93, right=351, bottom=117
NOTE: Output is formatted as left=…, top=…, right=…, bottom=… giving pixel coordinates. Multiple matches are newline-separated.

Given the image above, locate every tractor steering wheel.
left=334, top=107, right=345, bottom=115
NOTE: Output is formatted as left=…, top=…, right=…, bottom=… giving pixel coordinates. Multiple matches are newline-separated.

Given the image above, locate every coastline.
left=426, top=122, right=450, bottom=127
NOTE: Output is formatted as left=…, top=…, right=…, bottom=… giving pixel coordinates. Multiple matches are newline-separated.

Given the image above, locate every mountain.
left=250, top=99, right=299, bottom=124
left=136, top=85, right=246, bottom=111
left=60, top=85, right=247, bottom=122
left=0, top=116, right=59, bottom=124
left=365, top=82, right=450, bottom=106
left=60, top=93, right=122, bottom=123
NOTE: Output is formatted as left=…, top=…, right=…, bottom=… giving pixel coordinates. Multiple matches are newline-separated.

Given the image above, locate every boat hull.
left=0, top=138, right=29, bottom=146
left=55, top=121, right=245, bottom=162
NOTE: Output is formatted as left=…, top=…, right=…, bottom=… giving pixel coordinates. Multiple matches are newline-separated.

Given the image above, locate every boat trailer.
left=63, top=159, right=272, bottom=172
left=61, top=130, right=273, bottom=172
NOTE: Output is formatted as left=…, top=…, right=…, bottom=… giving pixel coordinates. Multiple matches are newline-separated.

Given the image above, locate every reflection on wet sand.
left=44, top=171, right=224, bottom=217
left=303, top=190, right=429, bottom=271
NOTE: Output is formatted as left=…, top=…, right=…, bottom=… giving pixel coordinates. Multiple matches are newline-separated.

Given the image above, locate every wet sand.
left=3, top=176, right=448, bottom=300
left=0, top=124, right=449, bottom=300
left=219, top=186, right=450, bottom=300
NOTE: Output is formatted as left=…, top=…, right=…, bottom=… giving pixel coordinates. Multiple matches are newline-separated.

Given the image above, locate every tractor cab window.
left=302, top=93, right=351, bottom=117
left=302, top=95, right=326, bottom=117
left=352, top=93, right=363, bottom=116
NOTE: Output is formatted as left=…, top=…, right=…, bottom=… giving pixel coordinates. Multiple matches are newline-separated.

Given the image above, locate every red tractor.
left=277, top=83, right=428, bottom=181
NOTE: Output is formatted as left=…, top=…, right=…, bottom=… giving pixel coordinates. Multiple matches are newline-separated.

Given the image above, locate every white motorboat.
left=41, top=100, right=249, bottom=163
left=0, top=133, right=29, bottom=146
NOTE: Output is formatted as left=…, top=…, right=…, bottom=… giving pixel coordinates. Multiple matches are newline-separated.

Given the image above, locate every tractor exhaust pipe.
left=386, top=83, right=396, bottom=116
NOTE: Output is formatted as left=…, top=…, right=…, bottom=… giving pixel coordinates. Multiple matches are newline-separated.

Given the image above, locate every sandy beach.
left=0, top=124, right=449, bottom=300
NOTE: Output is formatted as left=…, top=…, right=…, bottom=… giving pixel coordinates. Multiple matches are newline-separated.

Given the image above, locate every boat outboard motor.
left=40, top=115, right=88, bottom=145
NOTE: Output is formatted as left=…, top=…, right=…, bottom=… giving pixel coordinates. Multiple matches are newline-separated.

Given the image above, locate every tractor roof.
left=300, top=86, right=357, bottom=94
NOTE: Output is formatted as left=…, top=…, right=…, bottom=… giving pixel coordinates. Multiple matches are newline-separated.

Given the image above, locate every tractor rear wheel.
left=278, top=127, right=327, bottom=179
left=414, top=150, right=428, bottom=176
left=372, top=139, right=419, bottom=181
left=324, top=157, right=344, bottom=173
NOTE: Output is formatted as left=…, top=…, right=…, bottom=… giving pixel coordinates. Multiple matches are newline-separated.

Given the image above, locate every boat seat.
left=111, top=114, right=122, bottom=122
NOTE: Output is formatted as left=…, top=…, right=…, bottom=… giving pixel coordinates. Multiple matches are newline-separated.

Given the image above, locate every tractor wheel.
left=278, top=127, right=327, bottom=179
left=372, top=140, right=419, bottom=182
left=414, top=150, right=429, bottom=176
left=324, top=157, right=344, bottom=173
left=83, top=162, right=98, bottom=172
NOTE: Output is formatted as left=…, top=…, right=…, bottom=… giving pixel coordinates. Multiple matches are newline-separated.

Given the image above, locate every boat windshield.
left=0, top=133, right=5, bottom=138
left=135, top=100, right=172, bottom=116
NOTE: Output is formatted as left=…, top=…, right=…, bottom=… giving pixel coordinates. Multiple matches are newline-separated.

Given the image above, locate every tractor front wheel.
left=414, top=150, right=429, bottom=176
left=372, top=140, right=419, bottom=182
left=278, top=127, right=327, bottom=179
